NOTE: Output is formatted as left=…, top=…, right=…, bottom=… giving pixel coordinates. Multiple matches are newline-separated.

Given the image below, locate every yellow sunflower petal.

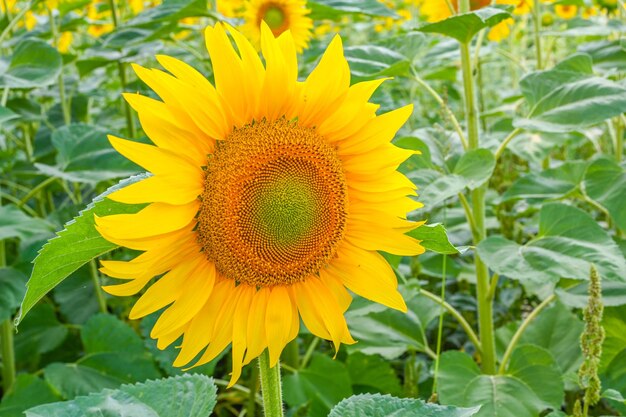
left=265, top=286, right=295, bottom=366
left=243, top=288, right=270, bottom=365
left=107, top=174, right=201, bottom=205
left=228, top=285, right=255, bottom=387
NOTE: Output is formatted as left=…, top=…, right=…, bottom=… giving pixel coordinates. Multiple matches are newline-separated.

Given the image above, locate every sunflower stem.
left=459, top=39, right=496, bottom=375
left=0, top=202, right=14, bottom=394
left=531, top=0, right=543, bottom=69
left=89, top=259, right=107, bottom=313
left=258, top=350, right=284, bottom=417
left=108, top=0, right=136, bottom=138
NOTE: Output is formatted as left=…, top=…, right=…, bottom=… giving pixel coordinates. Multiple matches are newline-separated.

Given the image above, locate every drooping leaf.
left=478, top=203, right=626, bottom=285
left=0, top=268, right=27, bottom=322
left=437, top=351, right=551, bottom=417
left=24, top=375, right=217, bottom=417
left=407, top=223, right=459, bottom=255
left=329, top=393, right=480, bottom=417
left=0, top=39, right=62, bottom=89
left=17, top=174, right=149, bottom=324
left=418, top=7, right=513, bottom=43
left=500, top=161, right=587, bottom=202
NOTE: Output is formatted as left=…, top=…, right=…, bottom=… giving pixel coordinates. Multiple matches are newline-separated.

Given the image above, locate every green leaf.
left=0, top=375, right=60, bottom=417
left=38, top=124, right=139, bottom=184
left=24, top=375, right=217, bottom=417
left=82, top=314, right=145, bottom=355
left=127, top=0, right=214, bottom=26
left=345, top=287, right=439, bottom=359
left=556, top=281, right=626, bottom=308
left=283, top=354, right=352, bottom=417
left=0, top=39, right=62, bottom=89
left=52, top=266, right=100, bottom=325
left=600, top=306, right=626, bottom=374
left=505, top=345, right=564, bottom=409
left=418, top=7, right=513, bottom=43
left=438, top=351, right=548, bottom=417
left=0, top=106, right=19, bottom=124
left=519, top=54, right=593, bottom=108
left=579, top=39, right=626, bottom=72
left=496, top=302, right=583, bottom=386
left=414, top=149, right=495, bottom=208
left=478, top=203, right=626, bottom=285
left=0, top=205, right=54, bottom=241
left=500, top=161, right=587, bottom=202
left=515, top=76, right=626, bottom=133
left=344, top=45, right=409, bottom=81
left=329, top=393, right=480, bottom=417
left=583, top=157, right=626, bottom=232
left=16, top=174, right=148, bottom=324
left=0, top=268, right=27, bottom=322
left=603, top=389, right=626, bottom=403
left=308, top=0, right=396, bottom=20
left=452, top=148, right=496, bottom=189
left=43, top=363, right=122, bottom=399
left=407, top=223, right=459, bottom=255
left=14, top=304, right=68, bottom=361
left=346, top=352, right=402, bottom=396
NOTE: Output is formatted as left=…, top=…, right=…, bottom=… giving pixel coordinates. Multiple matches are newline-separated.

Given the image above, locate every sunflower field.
left=1, top=0, right=626, bottom=416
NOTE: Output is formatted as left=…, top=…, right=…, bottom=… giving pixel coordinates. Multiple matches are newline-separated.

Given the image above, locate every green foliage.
left=418, top=7, right=513, bottom=43
left=309, top=0, right=396, bottom=19
left=17, top=175, right=148, bottom=323
left=328, top=393, right=480, bottom=417
left=0, top=39, right=62, bottom=89
left=24, top=375, right=217, bottom=417
left=408, top=223, right=460, bottom=255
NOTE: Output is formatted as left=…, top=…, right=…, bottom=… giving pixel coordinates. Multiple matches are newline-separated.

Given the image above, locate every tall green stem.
left=47, top=7, right=71, bottom=126
left=0, top=193, right=15, bottom=394
left=531, top=0, right=543, bottom=69
left=614, top=116, right=623, bottom=162
left=258, top=350, right=284, bottom=417
left=108, top=0, right=136, bottom=138
left=89, top=260, right=107, bottom=313
left=459, top=38, right=496, bottom=374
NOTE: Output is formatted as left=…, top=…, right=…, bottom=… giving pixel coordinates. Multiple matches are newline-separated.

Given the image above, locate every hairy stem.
left=258, top=350, right=284, bottom=417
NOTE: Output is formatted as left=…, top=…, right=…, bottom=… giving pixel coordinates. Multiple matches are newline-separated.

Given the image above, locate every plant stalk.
left=258, top=350, right=284, bottom=417
left=89, top=260, right=107, bottom=313
left=459, top=38, right=496, bottom=374
left=0, top=197, right=15, bottom=393
left=532, top=0, right=543, bottom=69
left=47, top=7, right=71, bottom=126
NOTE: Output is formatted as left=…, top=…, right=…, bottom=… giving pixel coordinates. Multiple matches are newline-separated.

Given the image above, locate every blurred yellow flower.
left=488, top=18, right=513, bottom=41
left=420, top=0, right=490, bottom=22
left=58, top=31, right=73, bottom=53
left=243, top=0, right=313, bottom=53
left=555, top=4, right=577, bottom=18
left=24, top=11, right=37, bottom=30
left=87, top=1, right=114, bottom=37
left=218, top=0, right=246, bottom=17
left=582, top=5, right=598, bottom=17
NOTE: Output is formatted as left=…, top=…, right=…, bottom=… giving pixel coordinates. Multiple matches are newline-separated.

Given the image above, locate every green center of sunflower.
left=263, top=6, right=286, bottom=30
left=197, top=119, right=348, bottom=288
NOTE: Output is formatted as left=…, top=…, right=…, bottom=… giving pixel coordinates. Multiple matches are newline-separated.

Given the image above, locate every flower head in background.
left=95, top=23, right=424, bottom=386
left=555, top=3, right=578, bottom=18
left=420, top=0, right=490, bottom=22
left=243, top=0, right=313, bottom=52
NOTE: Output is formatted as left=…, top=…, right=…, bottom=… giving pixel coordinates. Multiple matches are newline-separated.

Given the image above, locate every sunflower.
left=243, top=0, right=313, bottom=53
left=554, top=3, right=577, bottom=18
left=420, top=0, right=490, bottom=22
left=95, top=22, right=424, bottom=386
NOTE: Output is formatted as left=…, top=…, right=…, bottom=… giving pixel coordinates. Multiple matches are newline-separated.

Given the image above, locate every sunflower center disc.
left=197, top=119, right=348, bottom=287
left=259, top=4, right=289, bottom=35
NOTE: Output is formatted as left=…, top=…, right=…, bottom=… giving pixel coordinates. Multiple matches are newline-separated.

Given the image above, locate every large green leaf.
left=418, top=7, right=513, bottom=43
left=579, top=39, right=626, bottom=72
left=35, top=124, right=139, bottom=184
left=329, top=394, right=480, bottom=417
left=505, top=345, right=564, bottom=409
left=478, top=203, right=626, bottom=284
left=43, top=363, right=122, bottom=399
left=556, top=281, right=626, bottom=308
left=0, top=106, right=19, bottom=124
left=17, top=175, right=148, bottom=324
left=308, top=0, right=396, bottom=19
left=346, top=352, right=402, bottom=396
left=583, top=157, right=626, bottom=232
left=600, top=306, right=626, bottom=374
left=14, top=303, right=68, bottom=362
left=519, top=54, right=593, bottom=108
left=437, top=351, right=553, bottom=417
left=344, top=45, right=409, bottom=81
left=345, top=287, right=439, bottom=359
left=500, top=161, right=587, bottom=202
left=0, top=205, right=54, bottom=241
left=24, top=375, right=217, bottom=417
left=515, top=76, right=626, bottom=133
left=414, top=149, right=495, bottom=208
left=283, top=353, right=352, bottom=417
left=0, top=39, right=62, bottom=89
left=82, top=314, right=145, bottom=355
